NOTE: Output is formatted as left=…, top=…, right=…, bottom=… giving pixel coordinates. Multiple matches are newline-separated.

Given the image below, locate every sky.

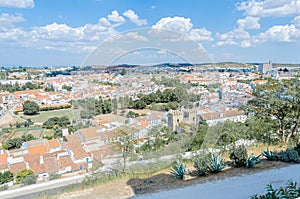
left=0, top=0, right=300, bottom=66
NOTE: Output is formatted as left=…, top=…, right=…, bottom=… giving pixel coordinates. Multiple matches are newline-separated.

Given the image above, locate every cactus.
left=230, top=145, right=248, bottom=167
left=194, top=154, right=210, bottom=176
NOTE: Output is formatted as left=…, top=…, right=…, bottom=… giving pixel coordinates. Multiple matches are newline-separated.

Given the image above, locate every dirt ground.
left=49, top=160, right=290, bottom=199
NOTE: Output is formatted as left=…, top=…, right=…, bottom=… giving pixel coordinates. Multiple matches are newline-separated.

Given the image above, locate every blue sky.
left=0, top=0, right=300, bottom=66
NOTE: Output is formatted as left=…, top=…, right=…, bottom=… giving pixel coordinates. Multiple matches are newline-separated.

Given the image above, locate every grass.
left=20, top=109, right=74, bottom=123
left=41, top=129, right=54, bottom=138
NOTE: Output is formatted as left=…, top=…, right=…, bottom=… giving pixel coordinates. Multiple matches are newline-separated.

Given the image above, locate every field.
left=20, top=109, right=74, bottom=123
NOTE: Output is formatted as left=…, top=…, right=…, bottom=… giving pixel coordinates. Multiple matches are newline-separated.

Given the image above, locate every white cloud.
left=216, top=40, right=238, bottom=47
left=152, top=16, right=193, bottom=34
left=237, top=0, right=300, bottom=17
left=123, top=10, right=147, bottom=26
left=293, top=15, right=300, bottom=27
left=237, top=16, right=260, bottom=29
left=107, top=10, right=125, bottom=23
left=0, top=13, right=25, bottom=25
left=0, top=0, right=34, bottom=8
left=258, top=24, right=300, bottom=42
left=151, top=5, right=156, bottom=9
left=188, top=28, right=214, bottom=41
left=241, top=40, right=252, bottom=47
left=98, top=17, right=111, bottom=27
left=152, top=16, right=214, bottom=42
left=216, top=27, right=251, bottom=47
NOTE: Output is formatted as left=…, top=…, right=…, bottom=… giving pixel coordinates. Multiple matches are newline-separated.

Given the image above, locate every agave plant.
left=261, top=149, right=277, bottom=161
left=209, top=153, right=226, bottom=173
left=170, top=160, right=186, bottom=180
left=246, top=154, right=261, bottom=169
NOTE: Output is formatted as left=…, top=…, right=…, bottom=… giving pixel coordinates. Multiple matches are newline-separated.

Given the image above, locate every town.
left=0, top=61, right=298, bottom=190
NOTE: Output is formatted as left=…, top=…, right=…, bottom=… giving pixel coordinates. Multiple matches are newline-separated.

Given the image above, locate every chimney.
left=40, top=156, right=44, bottom=164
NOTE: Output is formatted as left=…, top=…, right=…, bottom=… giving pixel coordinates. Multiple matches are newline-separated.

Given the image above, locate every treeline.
left=131, top=87, right=200, bottom=110
left=39, top=104, right=71, bottom=111
left=73, top=87, right=200, bottom=119
left=42, top=116, right=71, bottom=129
left=0, top=82, right=41, bottom=93
left=4, top=134, right=36, bottom=150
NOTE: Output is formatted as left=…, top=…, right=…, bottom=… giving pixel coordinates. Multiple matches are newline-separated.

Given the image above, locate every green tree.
left=120, top=68, right=126, bottom=76
left=189, top=122, right=209, bottom=151
left=15, top=169, right=34, bottom=184
left=0, top=171, right=13, bottom=185
left=114, top=129, right=137, bottom=172
left=243, top=78, right=300, bottom=145
left=23, top=100, right=39, bottom=115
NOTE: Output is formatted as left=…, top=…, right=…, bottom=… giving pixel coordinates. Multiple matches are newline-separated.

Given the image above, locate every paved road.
left=0, top=173, right=88, bottom=199
left=134, top=164, right=300, bottom=199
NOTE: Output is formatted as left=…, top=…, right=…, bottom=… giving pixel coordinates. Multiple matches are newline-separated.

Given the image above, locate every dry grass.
left=42, top=158, right=290, bottom=199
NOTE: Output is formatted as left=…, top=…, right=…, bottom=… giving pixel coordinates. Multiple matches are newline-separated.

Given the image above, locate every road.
left=134, top=164, right=300, bottom=199
left=0, top=173, right=88, bottom=199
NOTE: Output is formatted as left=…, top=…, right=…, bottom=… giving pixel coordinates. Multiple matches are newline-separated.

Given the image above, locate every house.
left=199, top=110, right=247, bottom=126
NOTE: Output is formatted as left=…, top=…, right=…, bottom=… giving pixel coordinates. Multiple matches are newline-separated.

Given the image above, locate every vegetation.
left=262, top=149, right=277, bottom=161
left=170, top=160, right=186, bottom=180
left=0, top=171, right=13, bottom=185
left=243, top=78, right=300, bottom=145
left=15, top=169, right=34, bottom=184
left=42, top=116, right=70, bottom=129
left=276, top=149, right=300, bottom=163
left=0, top=82, right=41, bottom=93
left=21, top=174, right=37, bottom=185
left=193, top=154, right=210, bottom=176
left=230, top=145, right=248, bottom=168
left=23, top=100, right=39, bottom=115
left=251, top=180, right=300, bottom=199
left=209, top=153, right=227, bottom=173
left=262, top=148, right=300, bottom=163
left=5, top=134, right=36, bottom=150
left=246, top=154, right=261, bottom=168
left=113, top=129, right=137, bottom=172
left=126, top=110, right=140, bottom=118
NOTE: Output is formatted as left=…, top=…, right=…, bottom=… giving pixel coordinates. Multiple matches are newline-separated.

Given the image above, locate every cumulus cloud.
left=0, top=0, right=34, bottom=8
left=237, top=0, right=300, bottom=17
left=152, top=16, right=193, bottom=34
left=0, top=18, right=118, bottom=53
left=189, top=28, right=214, bottom=41
left=258, top=24, right=300, bottom=42
left=0, top=13, right=25, bottom=25
left=216, top=27, right=252, bottom=47
left=123, top=10, right=147, bottom=26
left=152, top=16, right=213, bottom=42
left=293, top=15, right=300, bottom=27
left=237, top=16, right=260, bottom=29
left=107, top=10, right=125, bottom=23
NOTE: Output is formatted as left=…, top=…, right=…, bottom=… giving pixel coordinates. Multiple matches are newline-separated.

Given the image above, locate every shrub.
left=194, top=154, right=210, bottom=176
left=246, top=154, right=261, bottom=169
left=21, top=174, right=36, bottom=185
left=250, top=180, right=300, bottom=199
left=277, top=149, right=300, bottom=163
left=170, top=160, right=186, bottom=180
left=15, top=169, right=34, bottom=184
left=293, top=143, right=300, bottom=156
left=262, top=149, right=277, bottom=161
left=209, top=153, right=226, bottom=173
left=230, top=145, right=248, bottom=167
